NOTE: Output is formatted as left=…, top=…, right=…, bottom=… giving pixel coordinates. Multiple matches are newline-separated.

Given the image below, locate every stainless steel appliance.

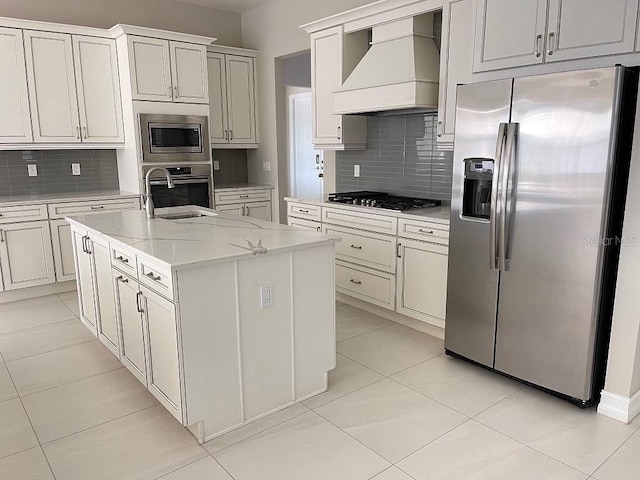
left=445, top=67, right=639, bottom=406
left=328, top=192, right=441, bottom=211
left=140, top=114, right=209, bottom=163
left=143, top=165, right=212, bottom=209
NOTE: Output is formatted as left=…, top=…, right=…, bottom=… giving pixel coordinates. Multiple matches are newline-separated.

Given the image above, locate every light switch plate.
left=27, top=164, right=37, bottom=177
left=263, top=161, right=271, bottom=172
left=72, top=163, right=81, bottom=176
left=213, top=161, right=220, bottom=171
left=354, top=165, right=360, bottom=177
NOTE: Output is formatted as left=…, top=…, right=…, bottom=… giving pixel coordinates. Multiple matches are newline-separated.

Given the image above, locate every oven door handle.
left=149, top=178, right=211, bottom=186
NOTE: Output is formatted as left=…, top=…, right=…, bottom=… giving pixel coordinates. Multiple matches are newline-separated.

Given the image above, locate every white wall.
left=241, top=0, right=378, bottom=222
left=0, top=0, right=242, bottom=46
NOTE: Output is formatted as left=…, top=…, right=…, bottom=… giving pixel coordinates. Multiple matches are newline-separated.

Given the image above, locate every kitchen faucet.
left=144, top=167, right=175, bottom=219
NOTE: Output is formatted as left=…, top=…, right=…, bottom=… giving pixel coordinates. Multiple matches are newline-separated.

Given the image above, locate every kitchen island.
left=66, top=206, right=338, bottom=443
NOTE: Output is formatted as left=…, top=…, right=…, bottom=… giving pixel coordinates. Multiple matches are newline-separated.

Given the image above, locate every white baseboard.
left=598, top=389, right=640, bottom=424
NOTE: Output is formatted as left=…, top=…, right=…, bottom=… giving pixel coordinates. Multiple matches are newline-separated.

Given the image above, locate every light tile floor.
left=0, top=295, right=638, bottom=479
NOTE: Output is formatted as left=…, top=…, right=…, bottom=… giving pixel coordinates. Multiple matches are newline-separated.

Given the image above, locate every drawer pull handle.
left=298, top=209, right=309, bottom=213
left=116, top=275, right=129, bottom=284
left=350, top=279, right=362, bottom=285
left=136, top=291, right=144, bottom=313
left=116, top=255, right=129, bottom=264
left=397, top=242, right=402, bottom=258
left=0, top=229, right=4, bottom=243
left=90, top=206, right=104, bottom=210
left=350, top=244, right=363, bottom=250
left=418, top=229, right=435, bottom=235
left=145, top=272, right=161, bottom=282
left=240, top=195, right=249, bottom=198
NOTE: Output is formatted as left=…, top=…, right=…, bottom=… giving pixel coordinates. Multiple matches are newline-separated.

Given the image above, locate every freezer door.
left=494, top=68, right=621, bottom=401
left=444, top=79, right=513, bottom=367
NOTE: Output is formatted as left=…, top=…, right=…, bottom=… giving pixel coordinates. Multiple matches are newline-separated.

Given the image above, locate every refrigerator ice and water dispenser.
left=462, top=158, right=494, bottom=219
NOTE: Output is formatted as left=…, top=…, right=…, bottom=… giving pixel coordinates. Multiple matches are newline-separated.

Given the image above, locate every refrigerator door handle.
left=499, top=122, right=519, bottom=272
left=490, top=122, right=508, bottom=270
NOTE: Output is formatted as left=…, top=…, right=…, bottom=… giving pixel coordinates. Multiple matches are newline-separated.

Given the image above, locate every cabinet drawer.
left=323, top=207, right=397, bottom=235
left=324, top=224, right=396, bottom=273
left=0, top=204, right=48, bottom=223
left=215, top=189, right=271, bottom=205
left=336, top=261, right=395, bottom=310
left=287, top=202, right=321, bottom=221
left=48, top=197, right=141, bottom=219
left=138, top=259, right=174, bottom=300
left=398, top=218, right=449, bottom=245
left=111, top=245, right=137, bottom=275
left=288, top=217, right=321, bottom=231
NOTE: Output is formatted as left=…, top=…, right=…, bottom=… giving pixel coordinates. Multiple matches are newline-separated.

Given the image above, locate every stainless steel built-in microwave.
left=140, top=114, right=210, bottom=163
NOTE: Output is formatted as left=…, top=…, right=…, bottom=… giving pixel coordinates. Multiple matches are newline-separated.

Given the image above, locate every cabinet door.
left=73, top=230, right=97, bottom=333
left=128, top=36, right=172, bottom=102
left=207, top=53, right=229, bottom=144
left=226, top=55, right=257, bottom=144
left=547, top=0, right=638, bottom=61
left=245, top=201, right=272, bottom=221
left=311, top=26, right=343, bottom=145
left=93, top=237, right=120, bottom=357
left=0, top=221, right=56, bottom=291
left=142, top=287, right=182, bottom=422
left=474, top=0, right=548, bottom=72
left=438, top=0, right=475, bottom=147
left=72, top=36, right=124, bottom=143
left=114, top=273, right=147, bottom=384
left=396, top=239, right=448, bottom=323
left=170, top=41, right=209, bottom=104
left=50, top=219, right=76, bottom=282
left=216, top=203, right=245, bottom=216
left=24, top=30, right=81, bottom=143
left=0, top=28, right=32, bottom=143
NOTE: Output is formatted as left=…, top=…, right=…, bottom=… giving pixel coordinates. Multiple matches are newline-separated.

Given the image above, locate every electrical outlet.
left=72, top=163, right=81, bottom=176
left=27, top=164, right=37, bottom=177
left=260, top=285, right=273, bottom=308
left=263, top=161, right=271, bottom=172
left=354, top=164, right=360, bottom=178
left=213, top=161, right=220, bottom=171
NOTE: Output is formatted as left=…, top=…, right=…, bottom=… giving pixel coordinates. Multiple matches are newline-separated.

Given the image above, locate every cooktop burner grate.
left=327, top=192, right=442, bottom=211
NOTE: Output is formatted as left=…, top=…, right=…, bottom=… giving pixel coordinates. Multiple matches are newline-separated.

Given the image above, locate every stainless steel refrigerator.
left=445, top=66, right=638, bottom=406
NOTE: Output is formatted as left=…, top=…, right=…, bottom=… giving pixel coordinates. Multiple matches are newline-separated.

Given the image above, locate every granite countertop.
left=284, top=196, right=451, bottom=225
left=0, top=190, right=140, bottom=206
left=214, top=184, right=275, bottom=191
left=66, top=206, right=339, bottom=271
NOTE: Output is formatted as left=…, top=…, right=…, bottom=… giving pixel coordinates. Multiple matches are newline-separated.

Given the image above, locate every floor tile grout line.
left=0, top=314, right=78, bottom=338
left=586, top=424, right=639, bottom=477
left=203, top=450, right=239, bottom=480
left=0, top=334, right=95, bottom=364
left=470, top=387, right=522, bottom=419
left=38, top=444, right=58, bottom=480
left=336, top=323, right=389, bottom=344
left=304, top=374, right=388, bottom=411
left=367, top=464, right=418, bottom=480
left=0, top=297, right=63, bottom=315
left=152, top=454, right=210, bottom=480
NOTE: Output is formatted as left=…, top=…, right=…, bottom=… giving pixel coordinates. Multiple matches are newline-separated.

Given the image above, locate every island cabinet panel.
left=93, top=236, right=120, bottom=357
left=72, top=229, right=97, bottom=334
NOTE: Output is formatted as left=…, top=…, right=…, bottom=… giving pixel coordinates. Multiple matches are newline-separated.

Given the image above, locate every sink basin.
left=157, top=211, right=218, bottom=220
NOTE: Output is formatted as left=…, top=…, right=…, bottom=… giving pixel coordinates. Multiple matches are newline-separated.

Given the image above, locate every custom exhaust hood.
left=334, top=14, right=440, bottom=115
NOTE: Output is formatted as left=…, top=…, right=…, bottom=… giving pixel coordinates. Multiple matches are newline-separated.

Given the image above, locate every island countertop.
left=67, top=206, right=339, bottom=271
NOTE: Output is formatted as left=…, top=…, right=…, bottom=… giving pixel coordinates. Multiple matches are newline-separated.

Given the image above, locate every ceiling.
left=173, top=0, right=272, bottom=13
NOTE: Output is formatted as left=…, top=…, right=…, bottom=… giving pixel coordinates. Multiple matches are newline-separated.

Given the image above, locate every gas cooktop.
left=327, top=192, right=442, bottom=211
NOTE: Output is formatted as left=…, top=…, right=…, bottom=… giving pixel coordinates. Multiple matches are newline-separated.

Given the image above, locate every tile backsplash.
left=212, top=149, right=249, bottom=186
left=0, top=150, right=119, bottom=197
left=336, top=113, right=453, bottom=200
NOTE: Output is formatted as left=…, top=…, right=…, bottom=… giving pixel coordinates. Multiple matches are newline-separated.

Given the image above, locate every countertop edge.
left=0, top=190, right=141, bottom=207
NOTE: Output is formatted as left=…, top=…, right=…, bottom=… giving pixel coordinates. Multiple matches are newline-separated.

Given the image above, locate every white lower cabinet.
left=0, top=220, right=56, bottom=291
left=245, top=201, right=272, bottom=221
left=50, top=219, right=75, bottom=282
left=214, top=189, right=272, bottom=221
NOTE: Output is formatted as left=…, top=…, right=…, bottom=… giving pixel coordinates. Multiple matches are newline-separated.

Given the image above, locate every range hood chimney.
left=334, top=14, right=440, bottom=115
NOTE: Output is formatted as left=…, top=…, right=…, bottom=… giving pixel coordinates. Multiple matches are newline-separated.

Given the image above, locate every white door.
left=226, top=55, right=257, bottom=144
left=0, top=28, right=32, bottom=143
left=170, top=41, right=209, bottom=104
left=114, top=273, right=147, bottom=384
left=50, top=219, right=76, bottom=282
left=207, top=53, right=229, bottom=144
left=72, top=36, right=124, bottom=143
left=216, top=203, right=245, bottom=216
left=93, top=237, right=120, bottom=357
left=0, top=221, right=56, bottom=290
left=128, top=36, right=172, bottom=102
left=288, top=92, right=323, bottom=198
left=547, top=0, right=638, bottom=61
left=396, top=239, right=448, bottom=322
left=245, top=201, right=272, bottom=221
left=24, top=30, right=81, bottom=143
left=73, top=230, right=97, bottom=333
left=311, top=26, right=343, bottom=145
left=473, top=0, right=548, bottom=72
left=142, top=287, right=182, bottom=422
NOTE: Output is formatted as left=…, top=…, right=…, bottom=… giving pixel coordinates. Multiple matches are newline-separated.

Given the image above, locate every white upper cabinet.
left=128, top=36, right=173, bottom=102
left=546, top=0, right=639, bottom=62
left=207, top=52, right=228, bottom=144
left=24, top=30, right=81, bottom=143
left=73, top=36, right=124, bottom=143
left=0, top=27, right=32, bottom=143
left=170, top=41, right=208, bottom=104
left=226, top=55, right=256, bottom=144
left=474, top=0, right=548, bottom=72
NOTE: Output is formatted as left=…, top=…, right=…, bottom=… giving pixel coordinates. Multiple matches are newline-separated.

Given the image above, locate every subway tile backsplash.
left=336, top=113, right=453, bottom=200
left=212, top=149, right=249, bottom=186
left=0, top=150, right=119, bottom=197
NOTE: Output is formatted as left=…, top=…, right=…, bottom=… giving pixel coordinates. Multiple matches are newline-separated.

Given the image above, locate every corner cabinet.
left=308, top=26, right=367, bottom=150
left=207, top=47, right=259, bottom=148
